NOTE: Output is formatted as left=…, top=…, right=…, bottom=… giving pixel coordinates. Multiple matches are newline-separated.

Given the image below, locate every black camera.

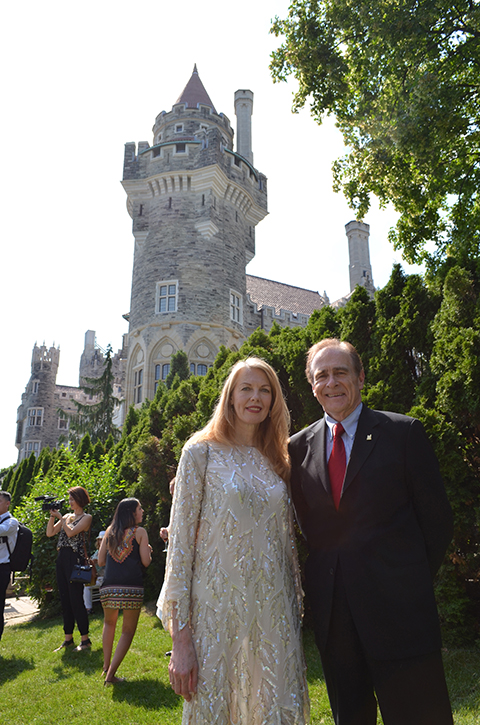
left=35, top=495, right=65, bottom=512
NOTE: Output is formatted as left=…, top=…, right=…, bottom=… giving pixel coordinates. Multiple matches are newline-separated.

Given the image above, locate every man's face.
left=0, top=496, right=10, bottom=515
left=311, top=345, right=365, bottom=422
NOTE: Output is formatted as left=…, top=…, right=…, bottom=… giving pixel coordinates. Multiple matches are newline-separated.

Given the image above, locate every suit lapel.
left=305, top=418, right=330, bottom=495
left=343, top=406, right=381, bottom=492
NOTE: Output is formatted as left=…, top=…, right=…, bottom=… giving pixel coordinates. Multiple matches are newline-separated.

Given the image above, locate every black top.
left=102, top=528, right=143, bottom=588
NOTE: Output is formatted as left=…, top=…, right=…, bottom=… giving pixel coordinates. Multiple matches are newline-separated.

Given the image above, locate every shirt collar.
left=325, top=402, right=363, bottom=440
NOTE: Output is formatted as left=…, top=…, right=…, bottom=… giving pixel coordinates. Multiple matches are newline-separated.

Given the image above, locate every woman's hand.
left=169, top=626, right=198, bottom=702
left=46, top=510, right=63, bottom=537
left=61, top=512, right=92, bottom=538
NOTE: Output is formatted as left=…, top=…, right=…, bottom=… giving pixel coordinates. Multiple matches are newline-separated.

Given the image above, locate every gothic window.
left=190, top=363, right=196, bottom=374
left=24, top=441, right=40, bottom=458
left=230, top=290, right=243, bottom=324
left=133, top=368, right=143, bottom=404
left=197, top=364, right=208, bottom=376
left=58, top=417, right=68, bottom=430
left=15, top=422, right=23, bottom=446
left=162, top=363, right=170, bottom=380
left=156, top=280, right=178, bottom=314
left=32, top=380, right=39, bottom=394
left=27, top=408, right=43, bottom=426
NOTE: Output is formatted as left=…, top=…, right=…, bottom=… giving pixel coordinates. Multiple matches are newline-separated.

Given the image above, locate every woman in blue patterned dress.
left=98, top=498, right=152, bottom=684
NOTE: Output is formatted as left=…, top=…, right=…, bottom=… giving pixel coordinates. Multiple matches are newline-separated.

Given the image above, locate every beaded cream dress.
left=157, top=441, right=309, bottom=725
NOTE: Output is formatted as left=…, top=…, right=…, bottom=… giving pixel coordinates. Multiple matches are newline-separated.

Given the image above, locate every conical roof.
left=175, top=65, right=217, bottom=114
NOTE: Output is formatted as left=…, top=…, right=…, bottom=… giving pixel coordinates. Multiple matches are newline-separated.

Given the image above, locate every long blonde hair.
left=189, top=358, right=291, bottom=482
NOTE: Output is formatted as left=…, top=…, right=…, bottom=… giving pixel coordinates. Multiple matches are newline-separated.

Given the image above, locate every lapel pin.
left=366, top=434, right=372, bottom=441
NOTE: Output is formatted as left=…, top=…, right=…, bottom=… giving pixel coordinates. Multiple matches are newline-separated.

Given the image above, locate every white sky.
left=0, top=0, right=421, bottom=469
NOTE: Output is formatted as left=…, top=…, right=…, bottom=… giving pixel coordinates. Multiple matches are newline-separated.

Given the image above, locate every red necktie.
left=328, top=423, right=346, bottom=510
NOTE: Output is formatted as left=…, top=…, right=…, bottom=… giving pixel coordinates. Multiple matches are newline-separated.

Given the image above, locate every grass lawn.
left=1, top=602, right=479, bottom=724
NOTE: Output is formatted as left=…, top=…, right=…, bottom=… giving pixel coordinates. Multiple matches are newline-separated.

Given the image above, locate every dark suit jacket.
left=289, top=405, right=453, bottom=660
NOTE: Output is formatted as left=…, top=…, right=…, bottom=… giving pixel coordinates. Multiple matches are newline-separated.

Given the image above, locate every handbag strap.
left=81, top=529, right=91, bottom=564
left=199, top=443, right=209, bottom=507
left=194, top=443, right=209, bottom=541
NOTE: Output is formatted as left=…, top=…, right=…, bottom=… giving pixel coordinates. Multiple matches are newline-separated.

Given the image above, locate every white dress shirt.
left=0, top=513, right=19, bottom=565
left=325, top=402, right=363, bottom=465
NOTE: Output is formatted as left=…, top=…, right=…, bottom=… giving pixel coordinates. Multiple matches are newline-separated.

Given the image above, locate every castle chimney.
left=234, top=89, right=254, bottom=164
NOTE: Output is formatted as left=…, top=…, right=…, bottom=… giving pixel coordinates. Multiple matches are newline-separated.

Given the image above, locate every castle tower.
left=122, top=66, right=268, bottom=407
left=345, top=220, right=375, bottom=296
left=15, top=343, right=61, bottom=460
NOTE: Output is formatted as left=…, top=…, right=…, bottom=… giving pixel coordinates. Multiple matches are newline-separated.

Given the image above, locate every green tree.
left=271, top=0, right=480, bottom=267
left=10, top=453, right=36, bottom=511
left=165, top=350, right=190, bottom=389
left=66, top=344, right=121, bottom=446
left=364, top=265, right=439, bottom=411
left=15, top=450, right=125, bottom=608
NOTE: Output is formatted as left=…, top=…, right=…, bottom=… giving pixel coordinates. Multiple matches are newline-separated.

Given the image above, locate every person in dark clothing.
left=289, top=338, right=453, bottom=725
left=98, top=498, right=152, bottom=685
left=47, top=486, right=92, bottom=652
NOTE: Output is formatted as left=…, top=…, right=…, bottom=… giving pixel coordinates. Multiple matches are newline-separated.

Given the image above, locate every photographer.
left=46, top=486, right=92, bottom=652
left=0, top=491, right=19, bottom=641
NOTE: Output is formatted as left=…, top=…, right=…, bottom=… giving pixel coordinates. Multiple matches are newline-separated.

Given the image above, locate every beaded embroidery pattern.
left=158, top=441, right=309, bottom=725
left=109, top=527, right=137, bottom=563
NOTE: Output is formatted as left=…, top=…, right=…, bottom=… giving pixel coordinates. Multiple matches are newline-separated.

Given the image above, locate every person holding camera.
left=46, top=486, right=92, bottom=652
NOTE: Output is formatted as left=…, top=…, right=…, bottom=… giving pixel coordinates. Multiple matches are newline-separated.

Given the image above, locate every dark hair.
left=68, top=486, right=90, bottom=509
left=107, top=498, right=140, bottom=554
left=305, top=338, right=364, bottom=384
left=0, top=491, right=11, bottom=502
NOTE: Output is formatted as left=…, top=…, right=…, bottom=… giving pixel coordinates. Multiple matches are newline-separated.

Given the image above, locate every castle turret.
left=345, top=220, right=375, bottom=296
left=122, top=67, right=268, bottom=408
left=15, top=343, right=61, bottom=460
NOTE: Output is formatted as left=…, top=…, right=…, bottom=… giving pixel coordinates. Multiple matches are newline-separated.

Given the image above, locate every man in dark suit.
left=289, top=338, right=453, bottom=725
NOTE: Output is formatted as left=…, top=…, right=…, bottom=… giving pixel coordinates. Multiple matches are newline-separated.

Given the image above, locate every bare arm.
left=135, top=526, right=152, bottom=567
left=60, top=512, right=92, bottom=539
left=46, top=512, right=63, bottom=537
left=169, top=609, right=198, bottom=702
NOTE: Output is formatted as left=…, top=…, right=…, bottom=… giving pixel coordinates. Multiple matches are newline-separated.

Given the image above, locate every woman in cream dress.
left=157, top=358, right=309, bottom=724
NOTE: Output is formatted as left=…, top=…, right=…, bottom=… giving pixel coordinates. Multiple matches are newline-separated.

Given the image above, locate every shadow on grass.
left=444, top=648, right=480, bottom=716
left=50, top=646, right=105, bottom=680
left=105, top=677, right=181, bottom=709
left=0, top=653, right=35, bottom=683
left=302, top=627, right=325, bottom=683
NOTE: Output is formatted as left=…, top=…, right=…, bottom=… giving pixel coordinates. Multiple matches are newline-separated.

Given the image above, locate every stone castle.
left=15, top=67, right=374, bottom=463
